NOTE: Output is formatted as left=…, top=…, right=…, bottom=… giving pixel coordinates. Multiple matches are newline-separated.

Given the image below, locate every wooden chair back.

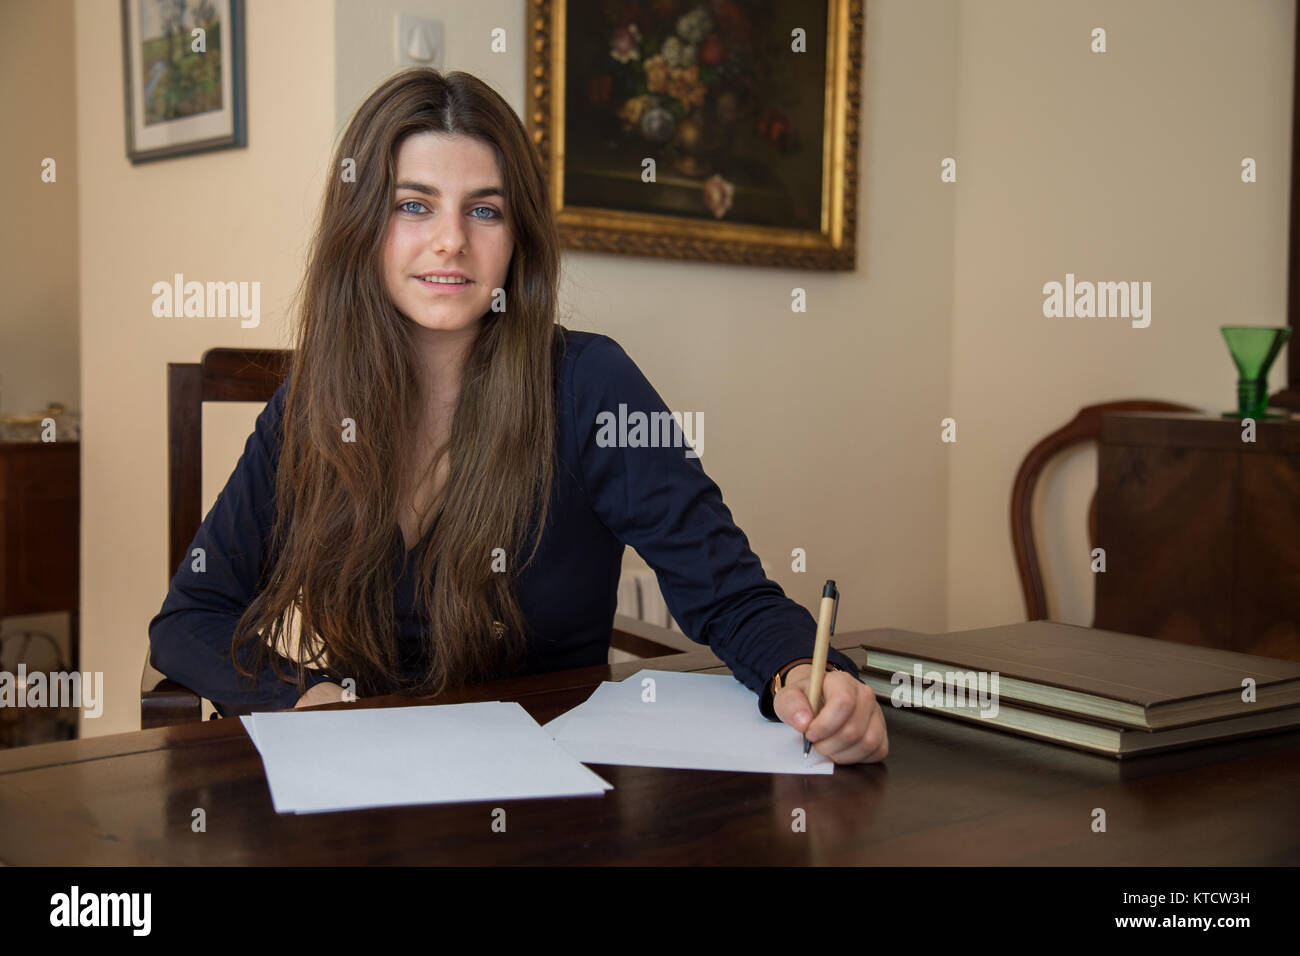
left=166, top=349, right=293, bottom=579
left=143, top=349, right=292, bottom=728
left=1010, top=399, right=1199, bottom=621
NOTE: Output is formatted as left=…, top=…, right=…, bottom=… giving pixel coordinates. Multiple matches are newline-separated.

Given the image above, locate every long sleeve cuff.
left=757, top=651, right=863, bottom=722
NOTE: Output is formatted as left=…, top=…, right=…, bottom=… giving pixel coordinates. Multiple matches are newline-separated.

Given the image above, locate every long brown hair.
left=232, top=68, right=561, bottom=701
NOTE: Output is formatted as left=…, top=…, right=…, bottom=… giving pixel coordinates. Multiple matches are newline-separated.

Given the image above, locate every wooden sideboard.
left=0, top=440, right=80, bottom=664
left=1095, top=412, right=1299, bottom=661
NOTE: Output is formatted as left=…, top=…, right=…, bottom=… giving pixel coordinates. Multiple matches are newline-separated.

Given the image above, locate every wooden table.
left=2, top=630, right=1298, bottom=865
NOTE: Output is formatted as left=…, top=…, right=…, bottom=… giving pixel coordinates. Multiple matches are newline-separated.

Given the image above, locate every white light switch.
left=396, top=14, right=443, bottom=69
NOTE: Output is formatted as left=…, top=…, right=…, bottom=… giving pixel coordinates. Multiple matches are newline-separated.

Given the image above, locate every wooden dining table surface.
left=2, top=630, right=1298, bottom=866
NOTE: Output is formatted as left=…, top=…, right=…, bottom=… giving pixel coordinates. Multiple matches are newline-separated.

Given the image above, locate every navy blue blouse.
left=148, top=327, right=861, bottom=719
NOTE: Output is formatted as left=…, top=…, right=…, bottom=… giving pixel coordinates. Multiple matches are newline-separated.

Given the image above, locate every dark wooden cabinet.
left=0, top=441, right=80, bottom=665
left=1095, top=413, right=1299, bottom=661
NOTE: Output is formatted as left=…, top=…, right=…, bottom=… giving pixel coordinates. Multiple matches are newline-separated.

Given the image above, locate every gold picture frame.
left=526, top=0, right=863, bottom=270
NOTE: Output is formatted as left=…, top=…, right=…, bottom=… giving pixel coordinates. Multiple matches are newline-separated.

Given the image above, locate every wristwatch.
left=770, top=657, right=842, bottom=698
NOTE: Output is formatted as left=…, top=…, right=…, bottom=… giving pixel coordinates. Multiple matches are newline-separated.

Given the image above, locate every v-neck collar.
left=395, top=507, right=444, bottom=560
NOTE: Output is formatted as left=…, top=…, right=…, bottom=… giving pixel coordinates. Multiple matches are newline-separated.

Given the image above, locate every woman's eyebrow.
left=395, top=180, right=504, bottom=200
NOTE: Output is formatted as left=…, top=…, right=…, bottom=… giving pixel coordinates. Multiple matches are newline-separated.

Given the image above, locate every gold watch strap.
left=771, top=657, right=839, bottom=697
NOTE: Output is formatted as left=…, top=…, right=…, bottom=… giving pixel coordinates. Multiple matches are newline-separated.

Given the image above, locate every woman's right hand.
left=294, top=681, right=349, bottom=708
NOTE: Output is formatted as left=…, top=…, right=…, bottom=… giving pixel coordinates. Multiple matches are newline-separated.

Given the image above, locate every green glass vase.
left=1220, top=326, right=1291, bottom=419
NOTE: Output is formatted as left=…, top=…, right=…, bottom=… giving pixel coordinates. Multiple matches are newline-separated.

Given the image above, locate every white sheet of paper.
left=541, top=679, right=628, bottom=738
left=242, top=701, right=612, bottom=814
left=543, top=669, right=834, bottom=775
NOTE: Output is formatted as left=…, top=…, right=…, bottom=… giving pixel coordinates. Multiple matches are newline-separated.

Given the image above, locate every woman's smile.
left=414, top=274, right=474, bottom=294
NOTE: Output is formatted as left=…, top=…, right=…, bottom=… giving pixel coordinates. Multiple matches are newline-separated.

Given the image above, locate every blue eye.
left=396, top=200, right=500, bottom=220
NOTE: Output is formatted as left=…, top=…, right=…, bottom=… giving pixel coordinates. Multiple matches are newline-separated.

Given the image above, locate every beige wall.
left=64, top=0, right=1294, bottom=738
left=948, top=0, right=1295, bottom=632
left=1, top=0, right=80, bottom=679
left=74, top=0, right=336, bottom=736
left=335, top=0, right=525, bottom=136
left=1, top=0, right=80, bottom=416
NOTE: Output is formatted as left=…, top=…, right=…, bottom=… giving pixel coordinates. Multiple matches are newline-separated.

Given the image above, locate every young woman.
left=148, top=69, right=887, bottom=764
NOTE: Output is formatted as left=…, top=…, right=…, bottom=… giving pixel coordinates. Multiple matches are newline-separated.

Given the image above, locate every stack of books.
left=854, top=621, right=1300, bottom=758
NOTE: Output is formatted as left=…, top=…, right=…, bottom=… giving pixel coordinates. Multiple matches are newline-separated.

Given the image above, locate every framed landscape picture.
left=120, top=0, right=247, bottom=164
left=526, top=0, right=863, bottom=269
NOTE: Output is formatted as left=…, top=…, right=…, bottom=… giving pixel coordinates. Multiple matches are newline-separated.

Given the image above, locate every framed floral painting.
left=526, top=0, right=863, bottom=269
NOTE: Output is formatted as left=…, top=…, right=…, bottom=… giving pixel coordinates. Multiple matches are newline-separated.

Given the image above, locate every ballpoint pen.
left=805, top=579, right=839, bottom=756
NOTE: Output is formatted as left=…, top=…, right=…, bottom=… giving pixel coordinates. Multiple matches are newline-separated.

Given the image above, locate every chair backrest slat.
left=166, top=349, right=292, bottom=581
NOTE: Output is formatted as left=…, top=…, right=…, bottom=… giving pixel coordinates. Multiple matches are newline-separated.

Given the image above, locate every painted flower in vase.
left=675, top=6, right=713, bottom=44
left=666, top=65, right=706, bottom=111
left=758, top=107, right=797, bottom=153
left=588, top=73, right=612, bottom=109
left=702, top=173, right=735, bottom=219
left=660, top=35, right=696, bottom=69
left=617, top=94, right=651, bottom=132
left=609, top=24, right=642, bottom=63
left=602, top=0, right=761, bottom=180
left=640, top=98, right=677, bottom=144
